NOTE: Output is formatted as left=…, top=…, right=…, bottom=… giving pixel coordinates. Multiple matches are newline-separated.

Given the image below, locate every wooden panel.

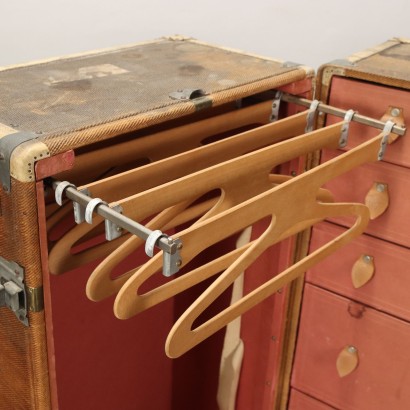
left=288, top=389, right=336, bottom=410
left=292, top=284, right=410, bottom=410
left=322, top=150, right=410, bottom=248
left=327, top=76, right=410, bottom=169
left=307, top=222, right=410, bottom=321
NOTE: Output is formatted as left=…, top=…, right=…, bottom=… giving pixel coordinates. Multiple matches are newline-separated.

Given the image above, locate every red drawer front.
left=307, top=222, right=410, bottom=322
left=292, top=284, right=410, bottom=410
left=327, top=76, right=410, bottom=169
left=322, top=149, right=410, bottom=248
left=288, top=389, right=336, bottom=410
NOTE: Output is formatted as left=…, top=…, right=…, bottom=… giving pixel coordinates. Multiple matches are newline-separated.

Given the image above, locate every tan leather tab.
left=351, top=254, right=375, bottom=288
left=381, top=106, right=405, bottom=144
left=336, top=345, right=359, bottom=378
left=365, top=182, right=389, bottom=219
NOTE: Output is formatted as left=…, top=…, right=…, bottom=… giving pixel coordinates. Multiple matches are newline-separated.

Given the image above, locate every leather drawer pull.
left=365, top=182, right=389, bottom=219
left=351, top=254, right=375, bottom=289
left=336, top=345, right=359, bottom=378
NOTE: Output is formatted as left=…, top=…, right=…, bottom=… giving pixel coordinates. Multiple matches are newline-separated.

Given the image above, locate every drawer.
left=288, top=389, right=336, bottom=410
left=306, top=222, right=410, bottom=321
left=292, top=284, right=410, bottom=410
left=327, top=76, right=410, bottom=169
left=322, top=149, right=410, bottom=248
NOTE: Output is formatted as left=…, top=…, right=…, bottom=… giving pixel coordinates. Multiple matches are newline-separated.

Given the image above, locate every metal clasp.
left=0, top=256, right=28, bottom=326
left=169, top=88, right=207, bottom=100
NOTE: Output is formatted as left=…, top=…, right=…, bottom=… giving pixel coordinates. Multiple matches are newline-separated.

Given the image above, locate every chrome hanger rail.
left=51, top=179, right=182, bottom=277
left=281, top=93, right=406, bottom=136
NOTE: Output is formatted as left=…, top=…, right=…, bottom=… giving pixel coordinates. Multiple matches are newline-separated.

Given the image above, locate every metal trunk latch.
left=0, top=256, right=28, bottom=326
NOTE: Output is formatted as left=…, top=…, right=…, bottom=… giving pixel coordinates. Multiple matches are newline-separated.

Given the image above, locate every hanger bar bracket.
left=51, top=180, right=182, bottom=276
left=270, top=91, right=282, bottom=122
left=282, top=93, right=406, bottom=136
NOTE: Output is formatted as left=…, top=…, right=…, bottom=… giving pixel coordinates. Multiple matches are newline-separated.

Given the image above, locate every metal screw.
left=391, top=107, right=401, bottom=117
left=116, top=226, right=122, bottom=232
left=291, top=171, right=297, bottom=177
left=0, top=152, right=4, bottom=161
left=176, top=260, right=182, bottom=267
left=347, top=345, right=357, bottom=354
left=376, top=183, right=386, bottom=192
left=2, top=184, right=9, bottom=192
left=177, top=243, right=183, bottom=250
left=277, top=288, right=283, bottom=294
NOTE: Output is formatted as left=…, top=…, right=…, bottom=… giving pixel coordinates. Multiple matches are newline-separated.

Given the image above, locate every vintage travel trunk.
left=0, top=36, right=408, bottom=410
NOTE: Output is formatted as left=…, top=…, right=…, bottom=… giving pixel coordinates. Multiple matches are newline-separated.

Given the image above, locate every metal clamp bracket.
left=145, top=230, right=167, bottom=257
left=270, top=91, right=283, bottom=122
left=305, top=99, right=320, bottom=133
left=0, top=256, right=28, bottom=326
left=339, top=109, right=355, bottom=148
left=378, top=120, right=395, bottom=160
left=0, top=132, right=38, bottom=193
left=55, top=181, right=77, bottom=206
left=85, top=198, right=108, bottom=224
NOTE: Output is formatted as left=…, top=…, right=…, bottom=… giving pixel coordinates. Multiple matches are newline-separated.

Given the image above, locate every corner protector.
left=320, top=66, right=346, bottom=88
left=10, top=139, right=50, bottom=183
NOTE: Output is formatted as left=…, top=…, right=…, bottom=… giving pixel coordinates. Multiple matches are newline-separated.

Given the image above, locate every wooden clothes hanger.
left=111, top=122, right=394, bottom=357
left=111, top=121, right=346, bottom=319
left=85, top=173, right=332, bottom=302
left=48, top=111, right=309, bottom=275
left=164, top=129, right=393, bottom=358
left=46, top=100, right=272, bottom=233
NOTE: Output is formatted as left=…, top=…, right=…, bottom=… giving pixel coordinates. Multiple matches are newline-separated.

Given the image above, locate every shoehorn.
left=217, top=226, right=252, bottom=410
left=165, top=129, right=391, bottom=358
left=113, top=121, right=346, bottom=319
left=46, top=100, right=272, bottom=231
left=49, top=111, right=309, bottom=275
left=85, top=174, right=326, bottom=302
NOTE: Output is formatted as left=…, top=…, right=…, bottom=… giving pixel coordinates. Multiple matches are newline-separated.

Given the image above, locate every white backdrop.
left=1, top=0, right=409, bottom=68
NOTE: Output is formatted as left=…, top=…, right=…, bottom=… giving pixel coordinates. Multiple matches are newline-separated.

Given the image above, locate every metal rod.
left=282, top=93, right=406, bottom=136
left=51, top=180, right=177, bottom=254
